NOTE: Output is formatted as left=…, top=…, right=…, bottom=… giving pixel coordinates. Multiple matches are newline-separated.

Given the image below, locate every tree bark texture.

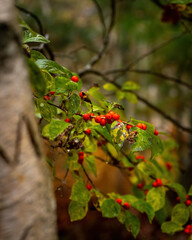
left=0, top=1, right=57, bottom=239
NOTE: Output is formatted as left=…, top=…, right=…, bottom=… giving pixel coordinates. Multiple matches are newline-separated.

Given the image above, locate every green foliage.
left=146, top=188, right=165, bottom=211
left=101, top=199, right=121, bottom=218
left=20, top=14, right=192, bottom=238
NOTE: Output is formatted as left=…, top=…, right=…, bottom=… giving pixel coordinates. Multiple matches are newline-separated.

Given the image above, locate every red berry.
left=83, top=114, right=90, bottom=121
left=78, top=155, right=84, bottom=164
left=109, top=111, right=115, bottom=116
left=71, top=76, right=79, bottom=82
left=79, top=92, right=84, bottom=98
left=86, top=184, right=92, bottom=191
left=126, top=124, right=133, bottom=130
left=142, top=124, right=147, bottom=130
left=186, top=195, right=190, bottom=200
left=136, top=155, right=145, bottom=161
left=166, top=162, right=172, bottom=171
left=100, top=118, right=106, bottom=126
left=95, top=116, right=101, bottom=123
left=176, top=196, right=180, bottom=202
left=184, top=227, right=190, bottom=234
left=113, top=113, right=120, bottom=121
left=78, top=151, right=84, bottom=156
left=156, top=178, right=162, bottom=187
left=185, top=199, right=191, bottom=206
left=137, top=123, right=143, bottom=129
left=116, top=198, right=122, bottom=205
left=154, top=130, right=159, bottom=136
left=152, top=182, right=158, bottom=188
left=65, top=118, right=70, bottom=123
left=50, top=91, right=55, bottom=95
left=89, top=113, right=94, bottom=118
left=137, top=183, right=144, bottom=189
left=44, top=95, right=50, bottom=101
left=123, top=202, right=130, bottom=210
left=105, top=113, right=112, bottom=121
left=85, top=128, right=91, bottom=135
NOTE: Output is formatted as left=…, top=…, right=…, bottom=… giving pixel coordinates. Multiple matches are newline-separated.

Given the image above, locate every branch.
left=105, top=31, right=188, bottom=77
left=16, top=5, right=54, bottom=60
left=78, top=0, right=116, bottom=76
left=81, top=164, right=96, bottom=188
left=92, top=0, right=107, bottom=38
left=128, top=69, right=192, bottom=90
left=81, top=69, right=192, bottom=134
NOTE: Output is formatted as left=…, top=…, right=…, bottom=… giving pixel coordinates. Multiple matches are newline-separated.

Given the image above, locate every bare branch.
left=128, top=69, right=192, bottom=90
left=81, top=164, right=96, bottom=188
left=92, top=0, right=107, bottom=38
left=105, top=31, right=188, bottom=77
left=78, top=0, right=116, bottom=75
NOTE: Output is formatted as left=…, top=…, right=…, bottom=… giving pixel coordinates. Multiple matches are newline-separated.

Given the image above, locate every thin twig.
left=78, top=0, right=116, bottom=75
left=81, top=164, right=96, bottom=188
left=92, top=0, right=107, bottom=38
left=128, top=69, right=192, bottom=90
left=105, top=31, right=188, bottom=77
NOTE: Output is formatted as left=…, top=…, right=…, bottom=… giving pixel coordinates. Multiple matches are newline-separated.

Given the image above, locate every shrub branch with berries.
left=19, top=11, right=192, bottom=239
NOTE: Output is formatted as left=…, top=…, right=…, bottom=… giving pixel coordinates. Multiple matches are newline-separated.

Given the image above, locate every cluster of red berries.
left=82, top=113, right=95, bottom=121
left=86, top=184, right=92, bottom=191
left=152, top=178, right=162, bottom=187
left=176, top=195, right=191, bottom=206
left=43, top=91, right=55, bottom=101
left=83, top=111, right=120, bottom=127
left=136, top=155, right=145, bottom=162
left=115, top=198, right=130, bottom=210
left=71, top=76, right=79, bottom=83
left=78, top=152, right=84, bottom=164
left=136, top=123, right=147, bottom=130
left=165, top=162, right=172, bottom=171
left=184, top=225, right=192, bottom=235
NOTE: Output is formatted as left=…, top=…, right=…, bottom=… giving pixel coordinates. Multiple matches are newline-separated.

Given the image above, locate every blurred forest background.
left=16, top=0, right=192, bottom=239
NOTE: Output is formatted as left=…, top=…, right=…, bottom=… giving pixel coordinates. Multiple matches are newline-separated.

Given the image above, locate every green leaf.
left=151, top=135, right=164, bottom=157
left=42, top=124, right=50, bottom=138
left=84, top=136, right=97, bottom=153
left=167, top=183, right=186, bottom=202
left=55, top=76, right=79, bottom=93
left=101, top=199, right=121, bottom=218
left=90, top=125, right=112, bottom=143
left=86, top=155, right=97, bottom=177
left=116, top=90, right=125, bottom=101
left=71, top=180, right=90, bottom=203
left=146, top=188, right=165, bottom=211
left=122, top=81, right=140, bottom=91
left=36, top=59, right=70, bottom=75
left=67, top=153, right=81, bottom=171
left=36, top=100, right=57, bottom=122
left=171, top=203, right=189, bottom=225
left=65, top=93, right=80, bottom=115
left=161, top=221, right=183, bottom=235
left=88, top=87, right=106, bottom=102
left=137, top=161, right=158, bottom=178
left=132, top=200, right=155, bottom=223
left=30, top=50, right=46, bottom=61
left=103, top=83, right=118, bottom=91
left=125, top=211, right=140, bottom=238
left=27, top=59, right=47, bottom=97
left=124, top=92, right=138, bottom=103
left=68, top=201, right=88, bottom=222
left=49, top=119, right=70, bottom=140
left=23, top=29, right=50, bottom=44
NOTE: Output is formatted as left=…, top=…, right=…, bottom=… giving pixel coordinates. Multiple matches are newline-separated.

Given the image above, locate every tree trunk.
left=0, top=1, right=57, bottom=239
